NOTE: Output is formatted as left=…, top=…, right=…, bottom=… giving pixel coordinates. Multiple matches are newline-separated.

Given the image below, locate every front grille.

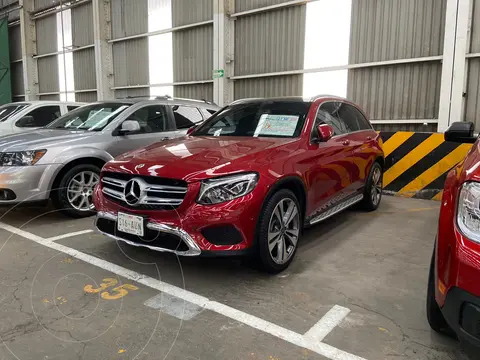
left=101, top=172, right=188, bottom=210
left=461, top=303, right=480, bottom=340
left=96, top=217, right=189, bottom=252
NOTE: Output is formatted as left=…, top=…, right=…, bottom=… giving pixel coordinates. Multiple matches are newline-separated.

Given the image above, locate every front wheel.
left=360, top=162, right=383, bottom=211
left=52, top=164, right=100, bottom=218
left=256, top=189, right=301, bottom=273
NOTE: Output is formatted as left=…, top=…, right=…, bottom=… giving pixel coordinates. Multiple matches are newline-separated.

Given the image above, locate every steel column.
left=19, top=0, right=38, bottom=100
left=93, top=0, right=114, bottom=100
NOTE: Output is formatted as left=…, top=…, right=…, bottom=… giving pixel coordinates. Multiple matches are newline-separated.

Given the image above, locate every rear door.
left=170, top=105, right=205, bottom=133
left=109, top=104, right=179, bottom=157
left=336, top=102, right=377, bottom=192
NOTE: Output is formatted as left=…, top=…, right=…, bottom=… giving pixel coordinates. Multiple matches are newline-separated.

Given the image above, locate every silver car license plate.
left=117, top=212, right=144, bottom=237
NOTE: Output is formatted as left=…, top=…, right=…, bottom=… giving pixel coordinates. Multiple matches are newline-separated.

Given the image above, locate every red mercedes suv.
left=94, top=96, right=384, bottom=272
left=427, top=121, right=480, bottom=351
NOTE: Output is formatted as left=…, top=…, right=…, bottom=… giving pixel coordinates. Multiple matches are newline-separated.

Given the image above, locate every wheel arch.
left=264, top=175, right=308, bottom=220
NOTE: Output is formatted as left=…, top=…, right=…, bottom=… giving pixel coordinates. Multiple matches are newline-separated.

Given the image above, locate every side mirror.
left=186, top=125, right=197, bottom=135
left=119, top=120, right=141, bottom=135
left=15, top=115, right=36, bottom=128
left=315, top=124, right=334, bottom=142
left=445, top=122, right=477, bottom=143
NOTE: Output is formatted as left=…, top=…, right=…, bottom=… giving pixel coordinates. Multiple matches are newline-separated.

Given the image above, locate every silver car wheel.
left=67, top=171, right=99, bottom=211
left=371, top=167, right=382, bottom=206
left=268, top=198, right=300, bottom=265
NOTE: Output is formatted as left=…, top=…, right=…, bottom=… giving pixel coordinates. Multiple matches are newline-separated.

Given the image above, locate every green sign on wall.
left=0, top=17, right=12, bottom=105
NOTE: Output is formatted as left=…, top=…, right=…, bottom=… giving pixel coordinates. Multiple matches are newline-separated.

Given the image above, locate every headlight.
left=197, top=173, right=258, bottom=205
left=457, top=182, right=480, bottom=243
left=0, top=150, right=47, bottom=166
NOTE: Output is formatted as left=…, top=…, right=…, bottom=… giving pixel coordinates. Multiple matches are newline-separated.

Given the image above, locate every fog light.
left=0, top=189, right=16, bottom=200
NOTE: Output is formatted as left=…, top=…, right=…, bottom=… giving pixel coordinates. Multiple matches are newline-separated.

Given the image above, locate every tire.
left=426, top=249, right=453, bottom=335
left=52, top=164, right=101, bottom=218
left=360, top=161, right=383, bottom=211
left=256, top=189, right=302, bottom=273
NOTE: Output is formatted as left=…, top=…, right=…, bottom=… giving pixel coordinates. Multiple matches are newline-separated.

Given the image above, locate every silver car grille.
left=101, top=173, right=188, bottom=210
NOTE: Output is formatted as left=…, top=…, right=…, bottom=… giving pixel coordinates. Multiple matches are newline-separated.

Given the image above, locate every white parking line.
left=304, top=305, right=351, bottom=342
left=46, top=229, right=94, bottom=242
left=0, top=221, right=366, bottom=360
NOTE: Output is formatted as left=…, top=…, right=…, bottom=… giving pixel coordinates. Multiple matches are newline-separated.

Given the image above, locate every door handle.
left=161, top=137, right=170, bottom=141
left=343, top=140, right=350, bottom=146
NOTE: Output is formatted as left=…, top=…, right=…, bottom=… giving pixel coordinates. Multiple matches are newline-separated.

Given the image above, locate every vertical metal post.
left=19, top=0, right=38, bottom=100
left=93, top=0, right=114, bottom=100
left=213, top=0, right=234, bottom=106
left=438, top=0, right=471, bottom=132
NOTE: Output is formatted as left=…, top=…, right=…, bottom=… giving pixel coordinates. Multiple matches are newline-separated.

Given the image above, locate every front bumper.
left=442, top=287, right=480, bottom=350
left=0, top=164, right=61, bottom=204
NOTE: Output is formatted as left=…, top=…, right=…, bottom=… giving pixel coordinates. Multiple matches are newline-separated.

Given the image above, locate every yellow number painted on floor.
left=101, top=284, right=139, bottom=300
left=84, top=278, right=118, bottom=293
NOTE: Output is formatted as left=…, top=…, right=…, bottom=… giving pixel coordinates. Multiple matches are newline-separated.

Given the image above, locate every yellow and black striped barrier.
left=379, top=132, right=473, bottom=201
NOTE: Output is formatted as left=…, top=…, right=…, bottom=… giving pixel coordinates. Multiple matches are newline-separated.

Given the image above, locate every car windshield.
left=47, top=103, right=130, bottom=131
left=193, top=101, right=311, bottom=138
left=0, top=104, right=30, bottom=122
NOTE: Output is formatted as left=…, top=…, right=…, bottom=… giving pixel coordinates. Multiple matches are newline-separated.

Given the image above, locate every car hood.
left=104, top=136, right=297, bottom=182
left=0, top=129, right=97, bottom=151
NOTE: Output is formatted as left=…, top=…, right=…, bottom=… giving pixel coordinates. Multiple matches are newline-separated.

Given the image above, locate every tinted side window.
left=127, top=105, right=169, bottom=134
left=337, top=103, right=372, bottom=132
left=199, top=108, right=216, bottom=119
left=67, top=106, right=80, bottom=111
left=317, top=102, right=349, bottom=135
left=173, top=106, right=203, bottom=129
left=18, top=106, right=61, bottom=127
left=347, top=105, right=371, bottom=130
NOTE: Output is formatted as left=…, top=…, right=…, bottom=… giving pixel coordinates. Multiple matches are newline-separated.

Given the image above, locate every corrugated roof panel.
left=113, top=39, right=149, bottom=87
left=350, top=0, right=446, bottom=64
left=172, top=0, right=212, bottom=26
left=36, top=14, right=58, bottom=54
left=37, top=56, right=59, bottom=93
left=465, top=58, right=480, bottom=126
left=174, top=83, right=213, bottom=101
left=71, top=2, right=93, bottom=46
left=235, top=5, right=305, bottom=76
left=235, top=0, right=294, bottom=12
left=73, top=48, right=95, bottom=90
left=173, top=25, right=213, bottom=82
left=234, top=75, right=303, bottom=99
left=11, top=62, right=24, bottom=95
left=8, top=24, right=22, bottom=61
left=111, top=0, right=148, bottom=39
left=347, top=62, right=441, bottom=120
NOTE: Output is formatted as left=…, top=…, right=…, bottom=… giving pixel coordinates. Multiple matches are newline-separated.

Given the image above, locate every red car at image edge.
left=427, top=121, right=480, bottom=351
left=93, top=96, right=384, bottom=273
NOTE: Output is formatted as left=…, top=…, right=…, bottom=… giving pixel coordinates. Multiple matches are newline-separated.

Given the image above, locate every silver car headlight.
left=0, top=150, right=47, bottom=166
left=197, top=173, right=259, bottom=205
left=457, top=182, right=480, bottom=243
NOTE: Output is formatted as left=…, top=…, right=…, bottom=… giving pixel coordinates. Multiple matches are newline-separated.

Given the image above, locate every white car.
left=0, top=101, right=85, bottom=136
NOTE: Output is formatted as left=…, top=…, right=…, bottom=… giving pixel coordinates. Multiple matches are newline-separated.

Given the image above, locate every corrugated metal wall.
left=111, top=0, right=149, bottom=98
left=8, top=24, right=23, bottom=98
left=465, top=0, right=480, bottom=126
left=172, top=0, right=213, bottom=100
left=348, top=0, right=447, bottom=132
left=235, top=0, right=292, bottom=12
left=234, top=5, right=306, bottom=99
left=71, top=2, right=95, bottom=100
left=36, top=15, right=59, bottom=95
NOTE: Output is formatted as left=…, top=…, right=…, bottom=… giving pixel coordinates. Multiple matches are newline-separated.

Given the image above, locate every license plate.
left=117, top=212, right=144, bottom=237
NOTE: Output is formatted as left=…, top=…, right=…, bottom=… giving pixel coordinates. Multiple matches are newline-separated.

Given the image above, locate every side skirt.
left=305, top=193, right=364, bottom=226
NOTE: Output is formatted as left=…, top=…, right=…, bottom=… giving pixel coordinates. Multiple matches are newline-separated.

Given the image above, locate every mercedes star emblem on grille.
left=124, top=179, right=142, bottom=206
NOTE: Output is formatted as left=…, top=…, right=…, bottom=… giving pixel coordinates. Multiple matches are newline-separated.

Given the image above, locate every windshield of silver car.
left=0, top=104, right=30, bottom=122
left=47, top=103, right=131, bottom=131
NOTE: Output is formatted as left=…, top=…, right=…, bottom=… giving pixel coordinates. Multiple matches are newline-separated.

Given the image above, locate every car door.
left=109, top=104, right=179, bottom=157
left=14, top=104, right=62, bottom=132
left=337, top=102, right=378, bottom=191
left=305, top=101, right=356, bottom=217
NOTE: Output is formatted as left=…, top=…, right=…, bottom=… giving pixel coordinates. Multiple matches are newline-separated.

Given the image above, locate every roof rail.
left=310, top=94, right=346, bottom=101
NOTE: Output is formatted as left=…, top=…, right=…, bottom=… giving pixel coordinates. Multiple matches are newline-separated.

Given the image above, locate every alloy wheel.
left=267, top=198, right=300, bottom=265
left=371, top=167, right=382, bottom=206
left=67, top=171, right=99, bottom=211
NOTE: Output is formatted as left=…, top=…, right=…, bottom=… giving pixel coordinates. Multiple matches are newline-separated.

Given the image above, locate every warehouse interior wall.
left=1, top=0, right=479, bottom=133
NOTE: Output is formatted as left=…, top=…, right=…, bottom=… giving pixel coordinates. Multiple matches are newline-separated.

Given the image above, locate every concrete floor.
left=0, top=196, right=472, bottom=360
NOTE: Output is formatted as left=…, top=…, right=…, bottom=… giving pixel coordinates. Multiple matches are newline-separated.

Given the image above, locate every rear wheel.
left=52, top=164, right=100, bottom=218
left=360, top=162, right=382, bottom=211
left=426, top=249, right=453, bottom=335
left=256, top=189, right=301, bottom=273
